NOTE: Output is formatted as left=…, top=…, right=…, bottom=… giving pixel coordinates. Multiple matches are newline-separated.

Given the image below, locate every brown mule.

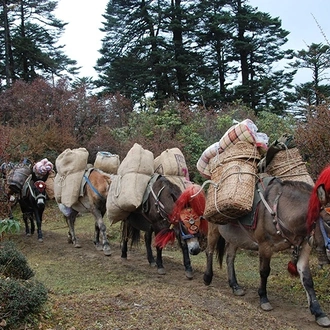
left=58, top=168, right=112, bottom=255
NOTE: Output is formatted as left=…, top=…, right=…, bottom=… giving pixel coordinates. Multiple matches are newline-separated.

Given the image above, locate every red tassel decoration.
left=287, top=261, right=299, bottom=277
left=170, top=184, right=206, bottom=223
left=154, top=228, right=176, bottom=249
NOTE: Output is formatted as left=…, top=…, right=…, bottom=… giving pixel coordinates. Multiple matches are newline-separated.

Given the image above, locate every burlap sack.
left=154, top=148, right=189, bottom=177
left=107, top=174, right=139, bottom=225
left=94, top=151, right=120, bottom=174
left=54, top=148, right=89, bottom=206
left=118, top=143, right=154, bottom=175
left=55, top=148, right=88, bottom=175
left=204, top=141, right=260, bottom=224
left=154, top=148, right=191, bottom=191
left=107, top=144, right=154, bottom=223
left=54, top=171, right=84, bottom=207
left=45, top=169, right=56, bottom=199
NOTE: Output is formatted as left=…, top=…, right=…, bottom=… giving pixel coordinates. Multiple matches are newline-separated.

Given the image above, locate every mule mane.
left=158, top=176, right=181, bottom=199
left=281, top=179, right=313, bottom=192
left=307, top=166, right=330, bottom=232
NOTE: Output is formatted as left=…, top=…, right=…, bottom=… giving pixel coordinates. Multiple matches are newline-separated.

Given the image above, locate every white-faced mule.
left=6, top=160, right=48, bottom=242
left=203, top=173, right=330, bottom=328
left=58, top=168, right=112, bottom=255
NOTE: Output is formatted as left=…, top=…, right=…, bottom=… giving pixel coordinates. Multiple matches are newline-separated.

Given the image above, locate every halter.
left=149, top=184, right=169, bottom=222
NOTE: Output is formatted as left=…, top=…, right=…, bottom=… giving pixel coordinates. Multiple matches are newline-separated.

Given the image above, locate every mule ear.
left=317, top=184, right=327, bottom=205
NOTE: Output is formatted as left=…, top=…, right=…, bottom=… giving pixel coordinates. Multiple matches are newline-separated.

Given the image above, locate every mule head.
left=154, top=184, right=208, bottom=255
left=33, top=180, right=47, bottom=208
left=178, top=207, right=208, bottom=255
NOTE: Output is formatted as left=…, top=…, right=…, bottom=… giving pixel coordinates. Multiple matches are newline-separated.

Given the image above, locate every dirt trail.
left=9, top=215, right=329, bottom=330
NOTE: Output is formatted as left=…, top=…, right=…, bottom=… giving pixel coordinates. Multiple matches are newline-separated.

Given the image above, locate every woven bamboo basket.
left=266, top=147, right=314, bottom=186
left=204, top=141, right=260, bottom=224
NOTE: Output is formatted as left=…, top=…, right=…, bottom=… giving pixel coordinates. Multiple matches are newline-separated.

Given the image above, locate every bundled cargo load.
left=260, top=134, right=314, bottom=186
left=94, top=151, right=120, bottom=174
left=33, top=158, right=53, bottom=179
left=197, top=119, right=268, bottom=178
left=107, top=143, right=154, bottom=224
left=154, top=147, right=191, bottom=191
left=6, top=163, right=32, bottom=193
left=204, top=141, right=261, bottom=224
left=45, top=169, right=56, bottom=199
left=54, top=148, right=89, bottom=207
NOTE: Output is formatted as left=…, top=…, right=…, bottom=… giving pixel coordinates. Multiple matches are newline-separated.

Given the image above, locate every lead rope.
left=319, top=217, right=330, bottom=251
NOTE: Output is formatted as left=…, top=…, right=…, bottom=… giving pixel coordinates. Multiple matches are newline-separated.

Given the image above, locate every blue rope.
left=83, top=174, right=105, bottom=200
left=319, top=217, right=330, bottom=250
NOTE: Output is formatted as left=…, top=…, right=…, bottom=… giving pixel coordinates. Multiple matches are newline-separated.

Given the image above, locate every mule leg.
left=297, top=242, right=330, bottom=327
left=23, top=212, right=32, bottom=236
left=155, top=246, right=166, bottom=275
left=34, top=209, right=44, bottom=242
left=66, top=210, right=81, bottom=248
left=144, top=229, right=156, bottom=267
left=257, top=248, right=273, bottom=311
left=93, top=211, right=111, bottom=256
left=226, top=243, right=245, bottom=296
left=177, top=237, right=193, bottom=280
left=204, top=223, right=221, bottom=286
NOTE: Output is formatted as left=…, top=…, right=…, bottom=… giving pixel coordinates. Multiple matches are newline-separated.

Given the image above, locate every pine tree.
left=0, top=0, right=79, bottom=87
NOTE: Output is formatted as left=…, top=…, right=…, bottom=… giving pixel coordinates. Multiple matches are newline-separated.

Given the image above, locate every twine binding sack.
left=266, top=147, right=314, bottom=186
left=94, top=151, right=120, bottom=174
left=204, top=141, right=261, bottom=224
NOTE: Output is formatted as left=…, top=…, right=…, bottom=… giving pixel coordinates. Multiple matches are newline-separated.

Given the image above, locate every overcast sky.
left=54, top=0, right=330, bottom=82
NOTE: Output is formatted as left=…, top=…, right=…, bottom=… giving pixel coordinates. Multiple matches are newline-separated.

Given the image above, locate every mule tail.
left=121, top=222, right=141, bottom=248
left=216, top=234, right=227, bottom=269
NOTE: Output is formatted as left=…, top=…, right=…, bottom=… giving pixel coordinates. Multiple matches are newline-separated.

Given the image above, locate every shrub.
left=0, top=241, right=34, bottom=280
left=0, top=241, right=48, bottom=328
left=0, top=276, right=48, bottom=328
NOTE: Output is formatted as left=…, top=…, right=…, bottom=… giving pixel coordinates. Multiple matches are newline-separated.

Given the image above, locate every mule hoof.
left=74, top=243, right=82, bottom=248
left=203, top=273, right=212, bottom=286
left=185, top=271, right=193, bottom=280
left=316, top=315, right=330, bottom=327
left=149, top=261, right=157, bottom=268
left=103, top=249, right=111, bottom=256
left=26, top=233, right=31, bottom=237
left=233, top=288, right=245, bottom=296
left=157, top=268, right=166, bottom=275
left=261, top=302, right=273, bottom=311
left=38, top=238, right=43, bottom=243
left=95, top=244, right=103, bottom=251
